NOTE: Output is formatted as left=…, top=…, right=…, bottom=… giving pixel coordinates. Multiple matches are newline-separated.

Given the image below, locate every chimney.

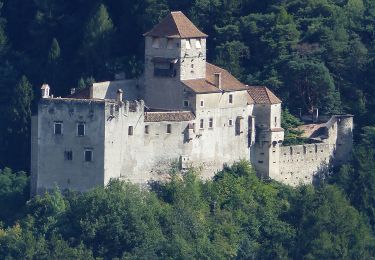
left=214, top=73, right=222, bottom=90
left=41, top=84, right=50, bottom=98
left=117, top=89, right=123, bottom=102
left=70, top=88, right=76, bottom=95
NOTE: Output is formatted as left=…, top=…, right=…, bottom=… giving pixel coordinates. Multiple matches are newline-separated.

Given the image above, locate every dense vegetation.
left=1, top=0, right=375, bottom=258
left=1, top=160, right=375, bottom=259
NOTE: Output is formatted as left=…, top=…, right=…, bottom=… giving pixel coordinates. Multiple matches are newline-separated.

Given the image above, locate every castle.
left=30, top=12, right=353, bottom=195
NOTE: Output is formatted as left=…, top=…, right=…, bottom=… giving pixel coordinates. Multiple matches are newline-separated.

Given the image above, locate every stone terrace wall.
left=276, top=143, right=335, bottom=186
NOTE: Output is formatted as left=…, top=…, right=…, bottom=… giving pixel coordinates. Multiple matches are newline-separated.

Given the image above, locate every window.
left=128, top=126, right=133, bottom=136
left=200, top=100, right=204, bottom=107
left=200, top=119, right=204, bottom=129
left=228, top=119, right=233, bottom=126
left=274, top=116, right=277, bottom=127
left=64, top=151, right=73, bottom=161
left=183, top=100, right=189, bottom=107
left=167, top=124, right=172, bottom=134
left=186, top=39, right=191, bottom=49
left=84, top=149, right=93, bottom=162
left=195, top=39, right=201, bottom=49
left=191, top=63, right=194, bottom=68
left=152, top=37, right=160, bottom=48
left=145, top=125, right=149, bottom=134
left=229, top=94, right=233, bottom=104
left=209, top=118, right=213, bottom=128
left=154, top=62, right=175, bottom=77
left=54, top=122, right=62, bottom=135
left=167, top=39, right=174, bottom=49
left=110, top=104, right=114, bottom=116
left=77, top=122, right=85, bottom=136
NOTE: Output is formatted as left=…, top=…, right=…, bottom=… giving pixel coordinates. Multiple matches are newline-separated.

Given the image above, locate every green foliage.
left=0, top=168, right=29, bottom=225
left=1, top=162, right=375, bottom=259
left=281, top=109, right=308, bottom=145
left=330, top=129, right=375, bottom=232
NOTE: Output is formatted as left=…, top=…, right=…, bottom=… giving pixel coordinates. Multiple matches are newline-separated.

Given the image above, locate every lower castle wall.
left=276, top=143, right=335, bottom=186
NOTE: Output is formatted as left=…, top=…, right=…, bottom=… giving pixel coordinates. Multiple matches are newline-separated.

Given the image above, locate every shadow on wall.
left=312, top=159, right=333, bottom=186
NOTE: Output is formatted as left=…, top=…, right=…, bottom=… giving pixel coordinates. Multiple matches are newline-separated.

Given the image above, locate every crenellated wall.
left=277, top=143, right=334, bottom=185
left=274, top=115, right=353, bottom=186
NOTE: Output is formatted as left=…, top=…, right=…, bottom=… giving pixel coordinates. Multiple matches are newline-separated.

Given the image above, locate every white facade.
left=30, top=11, right=353, bottom=195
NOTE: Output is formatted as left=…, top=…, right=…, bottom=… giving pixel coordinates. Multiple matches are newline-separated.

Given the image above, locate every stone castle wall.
left=274, top=115, right=353, bottom=186
left=277, top=143, right=334, bottom=186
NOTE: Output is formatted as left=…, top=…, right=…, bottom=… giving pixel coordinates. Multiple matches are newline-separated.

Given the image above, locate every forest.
left=0, top=0, right=375, bottom=258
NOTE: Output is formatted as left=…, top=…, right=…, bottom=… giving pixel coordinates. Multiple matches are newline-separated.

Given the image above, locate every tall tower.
left=143, top=11, right=208, bottom=109
left=248, top=87, right=284, bottom=180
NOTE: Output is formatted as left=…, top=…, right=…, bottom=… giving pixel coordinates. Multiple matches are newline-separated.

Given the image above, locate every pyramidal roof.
left=247, top=86, right=282, bottom=104
left=144, top=11, right=207, bottom=38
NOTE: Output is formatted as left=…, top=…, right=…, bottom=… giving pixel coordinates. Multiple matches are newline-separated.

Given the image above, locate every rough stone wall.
left=276, top=115, right=353, bottom=186
left=180, top=38, right=206, bottom=80
left=32, top=99, right=106, bottom=194
left=144, top=36, right=183, bottom=110
left=143, top=36, right=206, bottom=110
left=278, top=143, right=334, bottom=185
left=104, top=92, right=253, bottom=184
left=251, top=103, right=283, bottom=179
left=30, top=115, right=39, bottom=196
left=191, top=90, right=253, bottom=178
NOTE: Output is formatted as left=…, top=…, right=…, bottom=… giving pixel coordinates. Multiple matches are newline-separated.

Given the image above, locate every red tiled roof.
left=144, top=11, right=207, bottom=38
left=144, top=111, right=195, bottom=122
left=247, top=86, right=281, bottom=104
left=182, top=63, right=248, bottom=93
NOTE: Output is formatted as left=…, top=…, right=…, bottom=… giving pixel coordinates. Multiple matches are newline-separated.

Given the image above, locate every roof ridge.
left=170, top=12, right=183, bottom=37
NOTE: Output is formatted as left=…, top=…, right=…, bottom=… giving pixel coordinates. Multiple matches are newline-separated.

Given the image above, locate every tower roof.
left=247, top=86, right=282, bottom=104
left=144, top=11, right=207, bottom=38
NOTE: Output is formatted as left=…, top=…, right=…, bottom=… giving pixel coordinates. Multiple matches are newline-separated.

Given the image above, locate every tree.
left=0, top=168, right=29, bottom=225
left=281, top=109, right=307, bottom=145
left=80, top=4, right=115, bottom=80
left=214, top=41, right=249, bottom=80
left=282, top=58, right=341, bottom=114
left=290, top=185, right=375, bottom=259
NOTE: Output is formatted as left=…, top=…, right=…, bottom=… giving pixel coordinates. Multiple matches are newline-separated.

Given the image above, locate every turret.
left=143, top=11, right=208, bottom=109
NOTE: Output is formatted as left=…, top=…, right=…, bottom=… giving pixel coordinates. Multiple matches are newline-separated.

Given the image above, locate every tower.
left=248, top=87, right=284, bottom=180
left=143, top=11, right=208, bottom=109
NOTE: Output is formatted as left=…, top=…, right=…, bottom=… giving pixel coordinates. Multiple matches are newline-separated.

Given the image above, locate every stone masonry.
left=30, top=11, right=353, bottom=195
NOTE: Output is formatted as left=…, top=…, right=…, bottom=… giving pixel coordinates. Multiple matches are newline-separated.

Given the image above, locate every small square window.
left=54, top=122, right=62, bottom=135
left=64, top=151, right=73, bottom=161
left=183, top=100, right=189, bottom=107
left=128, top=126, right=134, bottom=136
left=84, top=149, right=93, bottom=162
left=110, top=104, right=114, bottom=116
left=200, top=119, right=204, bottom=129
left=145, top=125, right=149, bottom=134
left=152, top=37, right=160, bottom=48
left=229, top=94, right=233, bottom=104
left=229, top=119, right=233, bottom=126
left=200, top=100, right=204, bottom=107
left=196, top=39, right=201, bottom=49
left=167, top=124, right=172, bottom=134
left=209, top=118, right=213, bottom=128
left=186, top=40, right=191, bottom=49
left=167, top=39, right=174, bottom=49
left=77, top=123, right=85, bottom=136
